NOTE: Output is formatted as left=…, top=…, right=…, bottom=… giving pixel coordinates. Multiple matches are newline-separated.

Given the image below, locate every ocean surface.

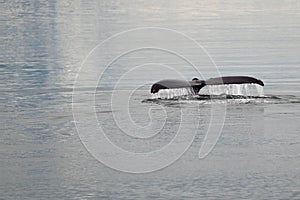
left=1, top=0, right=300, bottom=199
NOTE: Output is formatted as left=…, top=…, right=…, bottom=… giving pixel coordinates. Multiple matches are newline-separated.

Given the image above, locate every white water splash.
left=151, top=87, right=195, bottom=99
left=200, top=84, right=264, bottom=97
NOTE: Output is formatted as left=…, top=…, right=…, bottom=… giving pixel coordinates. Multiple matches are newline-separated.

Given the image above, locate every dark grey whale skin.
left=150, top=76, right=264, bottom=94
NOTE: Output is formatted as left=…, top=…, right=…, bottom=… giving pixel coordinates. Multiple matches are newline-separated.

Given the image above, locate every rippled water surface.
left=1, top=0, right=300, bottom=199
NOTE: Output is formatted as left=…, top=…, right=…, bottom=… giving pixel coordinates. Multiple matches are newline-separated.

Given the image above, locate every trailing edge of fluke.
left=150, top=76, right=264, bottom=94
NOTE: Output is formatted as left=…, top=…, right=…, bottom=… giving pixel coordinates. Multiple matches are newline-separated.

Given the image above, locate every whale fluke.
left=204, top=76, right=264, bottom=86
left=150, top=76, right=264, bottom=94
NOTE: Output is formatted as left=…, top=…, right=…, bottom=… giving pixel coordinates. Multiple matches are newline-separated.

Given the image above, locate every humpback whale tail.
left=150, top=76, right=264, bottom=94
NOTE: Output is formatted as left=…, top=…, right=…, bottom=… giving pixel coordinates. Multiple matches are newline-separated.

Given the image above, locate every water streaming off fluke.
left=201, top=84, right=264, bottom=97
left=151, top=84, right=264, bottom=99
left=151, top=87, right=195, bottom=99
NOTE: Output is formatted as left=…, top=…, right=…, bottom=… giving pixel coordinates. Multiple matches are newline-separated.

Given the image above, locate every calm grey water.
left=1, top=0, right=300, bottom=199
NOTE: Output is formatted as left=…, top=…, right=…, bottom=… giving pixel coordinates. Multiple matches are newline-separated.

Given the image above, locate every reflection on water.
left=1, top=0, right=300, bottom=199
